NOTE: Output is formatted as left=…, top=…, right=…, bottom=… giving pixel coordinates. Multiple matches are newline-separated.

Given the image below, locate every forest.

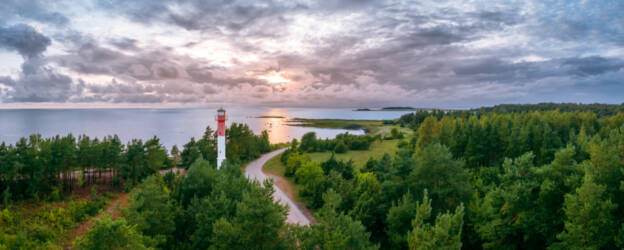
left=276, top=107, right=624, bottom=249
left=0, top=123, right=271, bottom=248
left=2, top=105, right=624, bottom=249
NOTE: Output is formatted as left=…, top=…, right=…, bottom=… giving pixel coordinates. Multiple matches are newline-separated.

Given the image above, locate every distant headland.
left=354, top=106, right=420, bottom=111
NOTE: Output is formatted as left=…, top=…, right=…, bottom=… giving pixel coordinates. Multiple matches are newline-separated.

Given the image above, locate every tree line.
left=475, top=102, right=624, bottom=117
left=0, top=134, right=169, bottom=201
left=0, top=122, right=271, bottom=203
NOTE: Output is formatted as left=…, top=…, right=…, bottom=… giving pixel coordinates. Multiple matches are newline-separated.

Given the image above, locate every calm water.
left=0, top=107, right=414, bottom=150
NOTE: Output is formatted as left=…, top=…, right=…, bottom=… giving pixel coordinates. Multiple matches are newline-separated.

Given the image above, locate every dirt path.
left=245, top=148, right=314, bottom=225
left=64, top=192, right=131, bottom=248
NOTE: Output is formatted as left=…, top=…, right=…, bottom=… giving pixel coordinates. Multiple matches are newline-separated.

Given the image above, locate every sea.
left=0, top=106, right=415, bottom=150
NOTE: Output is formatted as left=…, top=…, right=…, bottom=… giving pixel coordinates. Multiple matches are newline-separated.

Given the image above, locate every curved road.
left=245, top=148, right=311, bottom=225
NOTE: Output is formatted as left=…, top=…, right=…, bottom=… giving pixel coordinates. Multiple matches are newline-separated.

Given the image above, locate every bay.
left=0, top=106, right=414, bottom=150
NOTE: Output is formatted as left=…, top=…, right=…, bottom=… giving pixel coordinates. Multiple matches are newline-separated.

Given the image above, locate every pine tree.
left=555, top=173, right=617, bottom=249
left=407, top=190, right=465, bottom=250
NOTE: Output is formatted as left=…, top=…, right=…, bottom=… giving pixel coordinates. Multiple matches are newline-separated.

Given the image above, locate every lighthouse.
left=217, top=108, right=226, bottom=168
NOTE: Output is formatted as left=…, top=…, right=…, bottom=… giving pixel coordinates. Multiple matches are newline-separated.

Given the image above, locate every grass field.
left=264, top=138, right=404, bottom=180
left=264, top=122, right=410, bottom=206
left=287, top=118, right=384, bottom=133
left=267, top=123, right=410, bottom=173
left=262, top=137, right=404, bottom=208
left=307, top=138, right=402, bottom=169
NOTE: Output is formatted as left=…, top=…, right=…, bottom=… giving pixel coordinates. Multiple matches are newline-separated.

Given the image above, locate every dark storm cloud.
left=0, top=24, right=51, bottom=59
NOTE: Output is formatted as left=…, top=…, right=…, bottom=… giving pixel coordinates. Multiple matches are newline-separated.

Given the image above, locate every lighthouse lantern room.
left=217, top=108, right=226, bottom=168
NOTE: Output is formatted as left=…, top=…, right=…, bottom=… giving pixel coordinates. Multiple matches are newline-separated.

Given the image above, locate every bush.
left=48, top=186, right=62, bottom=202
left=111, top=176, right=121, bottom=187
left=295, top=161, right=328, bottom=208
left=124, top=175, right=177, bottom=248
left=29, top=223, right=56, bottom=243
left=349, top=136, right=374, bottom=150
left=285, top=152, right=307, bottom=177
left=67, top=188, right=108, bottom=223
left=3, top=187, right=11, bottom=207
left=334, top=141, right=348, bottom=153
left=390, top=128, right=404, bottom=139
left=300, top=132, right=318, bottom=152
left=74, top=215, right=153, bottom=250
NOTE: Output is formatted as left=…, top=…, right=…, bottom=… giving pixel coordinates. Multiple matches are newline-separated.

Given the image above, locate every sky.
left=0, top=0, right=623, bottom=108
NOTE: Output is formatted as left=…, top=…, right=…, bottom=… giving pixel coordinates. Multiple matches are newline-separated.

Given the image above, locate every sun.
left=258, top=71, right=290, bottom=84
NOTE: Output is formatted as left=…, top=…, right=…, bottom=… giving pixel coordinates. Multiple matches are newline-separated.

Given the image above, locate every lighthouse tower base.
left=217, top=135, right=226, bottom=168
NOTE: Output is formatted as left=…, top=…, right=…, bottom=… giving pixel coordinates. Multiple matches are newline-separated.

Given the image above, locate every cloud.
left=0, top=0, right=69, bottom=26
left=0, top=60, right=79, bottom=102
left=109, top=37, right=139, bottom=50
left=1, top=0, right=623, bottom=107
left=0, top=24, right=81, bottom=103
left=561, top=56, right=624, bottom=77
left=0, top=24, right=51, bottom=59
left=97, top=0, right=296, bottom=37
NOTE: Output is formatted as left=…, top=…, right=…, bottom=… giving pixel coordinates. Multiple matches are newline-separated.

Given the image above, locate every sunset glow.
left=259, top=71, right=290, bottom=85
left=0, top=1, right=622, bottom=108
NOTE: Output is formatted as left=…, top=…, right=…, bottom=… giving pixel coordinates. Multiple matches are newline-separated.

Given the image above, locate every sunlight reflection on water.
left=0, top=107, right=413, bottom=150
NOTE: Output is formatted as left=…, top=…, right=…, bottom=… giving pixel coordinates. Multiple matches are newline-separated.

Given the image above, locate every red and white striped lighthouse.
left=217, top=108, right=226, bottom=168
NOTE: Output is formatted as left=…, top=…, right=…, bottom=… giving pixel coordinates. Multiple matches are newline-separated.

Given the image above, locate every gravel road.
left=244, top=148, right=311, bottom=225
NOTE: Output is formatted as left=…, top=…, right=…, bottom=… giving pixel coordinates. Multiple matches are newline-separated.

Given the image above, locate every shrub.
left=29, top=223, right=56, bottom=243
left=285, top=152, right=307, bottom=177
left=48, top=186, right=61, bottom=202
left=349, top=136, right=374, bottom=150
left=74, top=215, right=153, bottom=250
left=334, top=141, right=348, bottom=153
left=300, top=132, right=318, bottom=152
left=390, top=127, right=404, bottom=139
left=2, top=187, right=11, bottom=207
